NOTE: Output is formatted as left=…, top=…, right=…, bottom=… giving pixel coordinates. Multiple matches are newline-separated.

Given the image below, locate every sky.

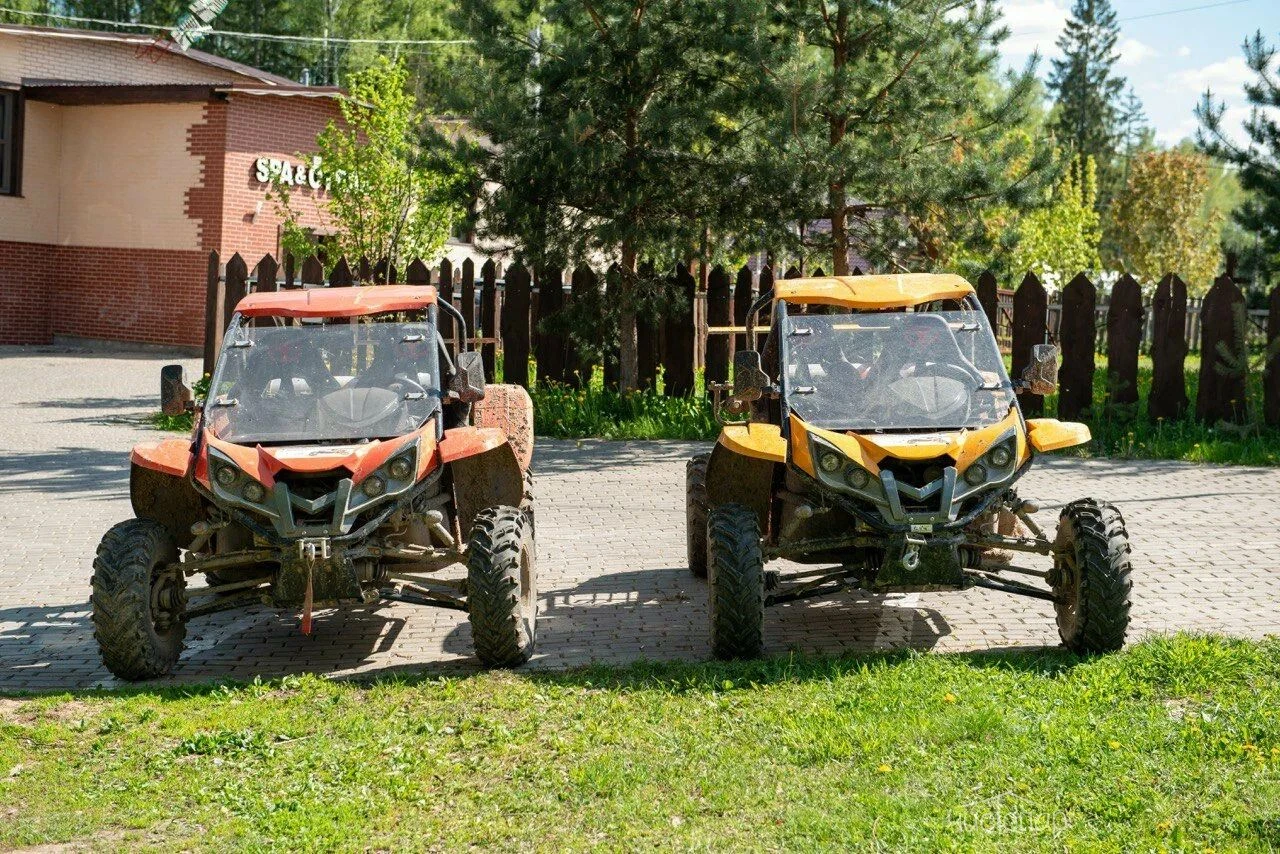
left=995, top=0, right=1280, bottom=145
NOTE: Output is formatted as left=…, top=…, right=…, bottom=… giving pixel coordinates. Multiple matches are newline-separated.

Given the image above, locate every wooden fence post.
left=283, top=252, right=297, bottom=289
left=706, top=265, right=731, bottom=392
left=480, top=259, right=498, bottom=381
left=255, top=254, right=278, bottom=294
left=663, top=265, right=697, bottom=397
left=461, top=258, right=476, bottom=343
left=535, top=266, right=567, bottom=385
left=733, top=264, right=753, bottom=354
left=1267, top=285, right=1280, bottom=427
left=329, top=257, right=353, bottom=286
left=603, top=263, right=621, bottom=390
left=301, top=255, right=324, bottom=288
left=222, top=253, right=249, bottom=337
left=1106, top=273, right=1143, bottom=413
left=784, top=265, right=801, bottom=280
left=1058, top=273, right=1096, bottom=420
left=976, top=270, right=999, bottom=336
left=438, top=258, right=455, bottom=343
left=1196, top=274, right=1247, bottom=424
left=356, top=256, right=373, bottom=284
left=202, top=250, right=223, bottom=376
left=502, top=263, right=531, bottom=388
left=569, top=265, right=597, bottom=387
left=1011, top=272, right=1047, bottom=416
left=373, top=258, right=391, bottom=285
left=637, top=262, right=659, bottom=391
left=1149, top=274, right=1189, bottom=421
left=405, top=258, right=429, bottom=286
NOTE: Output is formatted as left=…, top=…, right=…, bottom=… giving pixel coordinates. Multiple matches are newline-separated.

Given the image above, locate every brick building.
left=0, top=23, right=349, bottom=349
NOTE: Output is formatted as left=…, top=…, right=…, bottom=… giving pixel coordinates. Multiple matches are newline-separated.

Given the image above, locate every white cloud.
left=1177, top=46, right=1192, bottom=58
left=1174, top=55, right=1254, bottom=95
left=1116, top=38, right=1158, bottom=67
left=997, top=0, right=1070, bottom=63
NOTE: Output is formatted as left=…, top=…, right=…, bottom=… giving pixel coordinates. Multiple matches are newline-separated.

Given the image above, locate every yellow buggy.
left=687, top=274, right=1133, bottom=659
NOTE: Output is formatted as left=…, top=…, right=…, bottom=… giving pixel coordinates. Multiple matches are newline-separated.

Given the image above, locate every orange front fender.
left=130, top=438, right=194, bottom=478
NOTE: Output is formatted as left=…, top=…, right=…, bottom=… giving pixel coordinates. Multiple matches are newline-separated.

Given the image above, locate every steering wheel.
left=391, top=373, right=427, bottom=397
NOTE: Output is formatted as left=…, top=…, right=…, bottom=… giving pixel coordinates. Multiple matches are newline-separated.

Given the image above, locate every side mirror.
left=450, top=350, right=486, bottom=404
left=1021, top=344, right=1059, bottom=396
left=160, top=364, right=193, bottom=416
left=733, top=350, right=770, bottom=403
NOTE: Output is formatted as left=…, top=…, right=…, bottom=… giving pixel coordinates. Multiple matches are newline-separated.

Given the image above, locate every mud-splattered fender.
left=447, top=441, right=526, bottom=538
left=706, top=439, right=779, bottom=537
left=130, top=463, right=206, bottom=549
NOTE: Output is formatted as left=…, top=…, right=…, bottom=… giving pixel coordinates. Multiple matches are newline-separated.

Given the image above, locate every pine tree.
left=457, top=0, right=771, bottom=391
left=1047, top=0, right=1129, bottom=202
left=760, top=0, right=1054, bottom=275
left=1197, top=31, right=1280, bottom=287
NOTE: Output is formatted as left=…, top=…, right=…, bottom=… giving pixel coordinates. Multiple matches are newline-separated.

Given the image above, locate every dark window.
left=0, top=89, right=21, bottom=197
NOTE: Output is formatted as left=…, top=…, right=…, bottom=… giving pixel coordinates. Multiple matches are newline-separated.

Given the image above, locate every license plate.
left=910, top=524, right=934, bottom=534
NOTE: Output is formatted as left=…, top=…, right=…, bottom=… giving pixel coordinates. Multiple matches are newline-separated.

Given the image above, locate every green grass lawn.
left=4, top=635, right=1280, bottom=850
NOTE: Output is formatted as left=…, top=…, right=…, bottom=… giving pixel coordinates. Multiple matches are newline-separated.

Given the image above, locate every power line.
left=1007, top=0, right=1257, bottom=38
left=0, top=6, right=475, bottom=46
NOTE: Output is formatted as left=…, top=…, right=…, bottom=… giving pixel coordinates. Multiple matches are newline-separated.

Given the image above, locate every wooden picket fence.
left=203, top=252, right=1280, bottom=427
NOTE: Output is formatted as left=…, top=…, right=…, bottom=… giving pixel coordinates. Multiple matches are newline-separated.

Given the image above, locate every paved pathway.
left=2, top=345, right=1279, bottom=691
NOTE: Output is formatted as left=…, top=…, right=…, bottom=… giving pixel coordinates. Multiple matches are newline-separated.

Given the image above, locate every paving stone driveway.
left=2, top=345, right=1279, bottom=691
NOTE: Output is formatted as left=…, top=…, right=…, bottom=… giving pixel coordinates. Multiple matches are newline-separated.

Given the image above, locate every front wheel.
left=1051, top=499, right=1133, bottom=654
left=90, top=519, right=186, bottom=680
left=686, top=454, right=710, bottom=578
left=466, top=506, right=537, bottom=667
left=708, top=503, right=764, bottom=660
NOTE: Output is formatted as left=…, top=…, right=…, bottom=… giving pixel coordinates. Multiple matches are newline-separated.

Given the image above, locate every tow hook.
left=902, top=534, right=927, bottom=571
left=297, top=538, right=331, bottom=636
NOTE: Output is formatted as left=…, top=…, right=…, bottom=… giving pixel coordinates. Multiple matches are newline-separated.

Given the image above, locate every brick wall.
left=0, top=30, right=254, bottom=85
left=0, top=240, right=207, bottom=348
left=185, top=101, right=228, bottom=253
left=219, top=94, right=345, bottom=259
left=0, top=240, right=52, bottom=345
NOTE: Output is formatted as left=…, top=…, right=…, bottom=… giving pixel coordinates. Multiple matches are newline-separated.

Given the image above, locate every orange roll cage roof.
left=774, top=274, right=975, bottom=310
left=235, top=285, right=438, bottom=318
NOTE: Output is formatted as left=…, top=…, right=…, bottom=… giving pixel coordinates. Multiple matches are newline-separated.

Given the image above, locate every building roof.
left=773, top=274, right=975, bottom=309
left=0, top=22, right=309, bottom=88
left=236, top=286, right=438, bottom=318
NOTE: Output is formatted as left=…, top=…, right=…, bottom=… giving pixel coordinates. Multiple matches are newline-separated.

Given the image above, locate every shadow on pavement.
left=0, top=447, right=130, bottom=495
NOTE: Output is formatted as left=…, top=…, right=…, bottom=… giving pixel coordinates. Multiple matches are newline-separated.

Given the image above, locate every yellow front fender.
left=719, top=422, right=787, bottom=463
left=1026, top=418, right=1092, bottom=452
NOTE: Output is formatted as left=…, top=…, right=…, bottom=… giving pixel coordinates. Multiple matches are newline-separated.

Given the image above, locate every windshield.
left=782, top=309, right=1014, bottom=431
left=206, top=311, right=441, bottom=444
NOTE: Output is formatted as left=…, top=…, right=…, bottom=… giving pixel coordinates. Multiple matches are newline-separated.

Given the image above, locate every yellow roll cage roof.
left=773, top=274, right=975, bottom=310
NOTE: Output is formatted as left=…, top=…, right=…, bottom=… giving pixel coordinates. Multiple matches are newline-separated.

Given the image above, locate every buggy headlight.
left=362, top=475, right=386, bottom=498
left=388, top=455, right=414, bottom=480
left=989, top=444, right=1012, bottom=468
left=846, top=468, right=870, bottom=489
left=242, top=481, right=266, bottom=503
left=965, top=463, right=988, bottom=486
left=819, top=451, right=842, bottom=473
left=214, top=465, right=239, bottom=487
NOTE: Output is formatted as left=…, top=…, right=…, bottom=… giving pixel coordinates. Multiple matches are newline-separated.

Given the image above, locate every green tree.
left=1108, top=150, right=1223, bottom=293
left=1010, top=155, right=1102, bottom=283
left=274, top=57, right=465, bottom=275
left=761, top=0, right=1053, bottom=275
left=458, top=0, right=770, bottom=390
left=1196, top=30, right=1280, bottom=291
left=1047, top=0, right=1129, bottom=204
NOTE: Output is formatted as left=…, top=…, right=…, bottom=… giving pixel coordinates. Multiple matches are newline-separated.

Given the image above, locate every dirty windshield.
left=783, top=309, right=1013, bottom=431
left=207, top=313, right=440, bottom=444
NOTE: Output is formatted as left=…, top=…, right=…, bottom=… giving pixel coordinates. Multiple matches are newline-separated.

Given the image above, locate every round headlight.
left=362, top=476, right=386, bottom=498
left=965, top=463, right=988, bottom=486
left=819, top=452, right=842, bottom=473
left=388, top=456, right=413, bottom=480
left=989, top=445, right=1013, bottom=467
left=214, top=465, right=238, bottom=487
left=846, top=467, right=870, bottom=490
left=242, top=481, right=266, bottom=503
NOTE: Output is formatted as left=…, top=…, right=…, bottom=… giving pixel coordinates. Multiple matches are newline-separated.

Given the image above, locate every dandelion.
left=1108, top=740, right=1121, bottom=750
left=943, top=693, right=957, bottom=704
left=877, top=763, right=893, bottom=773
